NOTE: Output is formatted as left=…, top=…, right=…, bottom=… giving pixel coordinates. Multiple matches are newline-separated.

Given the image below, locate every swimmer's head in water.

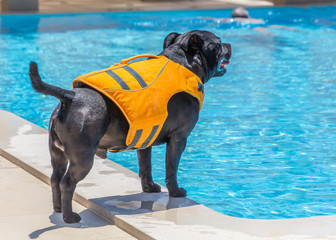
left=231, top=7, right=250, bottom=19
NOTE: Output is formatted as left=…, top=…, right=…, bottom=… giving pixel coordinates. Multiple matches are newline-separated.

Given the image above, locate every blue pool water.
left=1, top=6, right=336, bottom=219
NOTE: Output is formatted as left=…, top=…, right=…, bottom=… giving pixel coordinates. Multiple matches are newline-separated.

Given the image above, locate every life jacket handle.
left=120, top=54, right=160, bottom=65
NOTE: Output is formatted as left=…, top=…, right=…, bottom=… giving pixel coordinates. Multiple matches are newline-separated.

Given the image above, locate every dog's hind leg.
left=60, top=149, right=95, bottom=223
left=49, top=117, right=68, bottom=213
left=50, top=143, right=68, bottom=213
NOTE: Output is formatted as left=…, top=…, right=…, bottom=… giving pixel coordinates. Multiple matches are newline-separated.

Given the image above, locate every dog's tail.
left=29, top=61, right=75, bottom=103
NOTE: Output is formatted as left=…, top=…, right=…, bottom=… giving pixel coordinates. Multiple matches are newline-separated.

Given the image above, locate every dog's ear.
left=180, top=34, right=204, bottom=53
left=163, top=32, right=180, bottom=49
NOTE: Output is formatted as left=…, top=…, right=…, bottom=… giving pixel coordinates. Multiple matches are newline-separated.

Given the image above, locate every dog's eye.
left=209, top=43, right=221, bottom=52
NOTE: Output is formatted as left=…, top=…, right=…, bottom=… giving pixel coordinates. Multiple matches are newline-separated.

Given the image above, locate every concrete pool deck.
left=1, top=0, right=334, bottom=14
left=1, top=109, right=336, bottom=239
left=1, top=0, right=274, bottom=13
left=38, top=0, right=274, bottom=13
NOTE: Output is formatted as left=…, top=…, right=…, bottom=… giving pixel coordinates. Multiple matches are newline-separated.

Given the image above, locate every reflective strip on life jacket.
left=123, top=65, right=147, bottom=88
left=126, top=125, right=160, bottom=150
left=105, top=69, right=131, bottom=90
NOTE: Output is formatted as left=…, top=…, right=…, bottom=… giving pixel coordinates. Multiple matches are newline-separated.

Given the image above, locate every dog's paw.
left=142, top=181, right=161, bottom=193
left=169, top=188, right=187, bottom=198
left=63, top=212, right=81, bottom=223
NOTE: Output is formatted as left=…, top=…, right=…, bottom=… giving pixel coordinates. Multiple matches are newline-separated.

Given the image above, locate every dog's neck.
left=160, top=49, right=208, bottom=84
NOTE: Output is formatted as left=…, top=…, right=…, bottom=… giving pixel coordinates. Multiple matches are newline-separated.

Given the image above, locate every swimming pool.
left=1, top=6, right=336, bottom=219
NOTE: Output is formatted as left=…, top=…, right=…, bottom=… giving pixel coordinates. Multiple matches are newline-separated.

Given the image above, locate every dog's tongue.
left=220, top=59, right=230, bottom=68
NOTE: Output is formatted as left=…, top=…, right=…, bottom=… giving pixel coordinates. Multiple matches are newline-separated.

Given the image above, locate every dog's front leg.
left=165, top=137, right=187, bottom=197
left=137, top=147, right=161, bottom=193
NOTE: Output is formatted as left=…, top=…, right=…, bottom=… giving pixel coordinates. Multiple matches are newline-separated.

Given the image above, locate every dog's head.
left=162, top=30, right=231, bottom=83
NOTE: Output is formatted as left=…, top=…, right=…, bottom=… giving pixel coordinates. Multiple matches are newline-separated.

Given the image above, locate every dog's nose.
left=222, top=43, right=232, bottom=60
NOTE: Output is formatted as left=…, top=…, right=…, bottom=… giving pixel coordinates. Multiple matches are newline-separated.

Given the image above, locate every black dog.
left=29, top=30, right=231, bottom=223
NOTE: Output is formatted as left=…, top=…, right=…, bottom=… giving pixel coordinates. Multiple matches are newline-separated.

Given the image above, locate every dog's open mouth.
left=218, top=58, right=230, bottom=71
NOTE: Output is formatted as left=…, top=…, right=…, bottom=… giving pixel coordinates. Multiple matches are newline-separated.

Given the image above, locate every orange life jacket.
left=73, top=55, right=204, bottom=152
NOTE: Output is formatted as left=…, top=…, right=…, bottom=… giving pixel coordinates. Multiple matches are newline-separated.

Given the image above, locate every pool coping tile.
left=1, top=109, right=336, bottom=240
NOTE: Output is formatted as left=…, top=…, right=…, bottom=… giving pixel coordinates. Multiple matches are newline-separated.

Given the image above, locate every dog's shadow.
left=29, top=192, right=199, bottom=239
left=90, top=192, right=199, bottom=215
left=29, top=210, right=109, bottom=239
